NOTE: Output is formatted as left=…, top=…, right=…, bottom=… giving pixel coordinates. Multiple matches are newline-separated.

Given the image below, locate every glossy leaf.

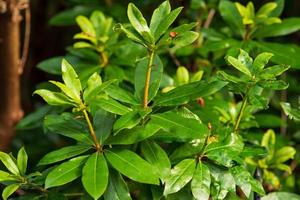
left=141, top=140, right=171, bottom=180
left=172, top=31, right=199, bottom=47
left=150, top=1, right=171, bottom=34
left=226, top=56, right=252, bottom=77
left=273, top=146, right=296, bottom=164
left=104, top=170, right=132, bottom=200
left=105, top=85, right=139, bottom=105
left=76, top=15, right=96, bottom=37
left=252, top=52, right=273, bottom=75
left=261, top=192, right=300, bottom=200
left=191, top=162, right=211, bottom=200
left=259, top=65, right=290, bottom=79
left=113, top=110, right=141, bottom=135
left=38, top=145, right=91, bottom=166
left=0, top=152, right=19, bottom=175
left=164, top=159, right=196, bottom=196
left=2, top=184, right=20, bottom=200
left=34, top=90, right=75, bottom=106
left=219, top=0, right=244, bottom=36
left=0, top=170, right=16, bottom=182
left=45, top=155, right=88, bottom=188
left=281, top=102, right=300, bottom=121
left=254, top=18, right=300, bottom=38
left=93, top=98, right=131, bottom=115
left=151, top=112, right=208, bottom=141
left=127, top=3, right=153, bottom=43
left=61, top=59, right=82, bottom=99
left=17, top=147, right=28, bottom=176
left=93, top=109, right=115, bottom=144
left=135, top=55, right=163, bottom=103
left=82, top=152, right=109, bottom=200
left=105, top=149, right=159, bottom=185
left=154, top=7, right=183, bottom=41
left=105, top=122, right=160, bottom=145
left=154, top=80, right=227, bottom=106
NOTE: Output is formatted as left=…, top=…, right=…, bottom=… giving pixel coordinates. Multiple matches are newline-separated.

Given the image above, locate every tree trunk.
left=0, top=0, right=23, bottom=151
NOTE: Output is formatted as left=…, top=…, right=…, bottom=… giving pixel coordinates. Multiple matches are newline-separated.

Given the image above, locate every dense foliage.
left=1, top=0, right=300, bottom=199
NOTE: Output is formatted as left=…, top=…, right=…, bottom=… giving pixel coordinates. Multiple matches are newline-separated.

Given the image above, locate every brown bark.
left=0, top=0, right=23, bottom=151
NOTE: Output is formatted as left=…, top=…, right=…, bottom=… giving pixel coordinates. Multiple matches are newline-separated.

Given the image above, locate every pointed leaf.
left=82, top=152, right=108, bottom=200
left=105, top=85, right=139, bottom=105
left=17, top=147, right=28, bottom=176
left=154, top=80, right=227, bottom=106
left=104, top=170, right=132, bottom=200
left=191, top=162, right=211, bottom=200
left=0, top=152, right=19, bottom=175
left=105, top=149, right=159, bottom=185
left=2, top=184, right=20, bottom=200
left=164, top=159, right=196, bottom=195
left=226, top=56, right=252, bottom=77
left=93, top=98, right=131, bottom=115
left=150, top=1, right=171, bottom=34
left=45, top=155, right=88, bottom=188
left=61, top=59, right=82, bottom=99
left=154, top=7, right=183, bottom=41
left=259, top=64, right=290, bottom=79
left=34, top=90, right=75, bottom=106
left=252, top=52, right=273, bottom=75
left=141, top=140, right=171, bottom=180
left=38, top=145, right=91, bottom=166
left=113, top=110, right=141, bottom=135
left=76, top=15, right=96, bottom=37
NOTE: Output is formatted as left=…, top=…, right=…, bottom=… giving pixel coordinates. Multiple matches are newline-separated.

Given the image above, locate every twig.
left=168, top=50, right=181, bottom=67
left=82, top=109, right=101, bottom=150
left=234, top=87, right=250, bottom=134
left=18, top=0, right=31, bottom=74
left=203, top=9, right=215, bottom=28
left=280, top=74, right=287, bottom=135
left=143, top=50, right=155, bottom=108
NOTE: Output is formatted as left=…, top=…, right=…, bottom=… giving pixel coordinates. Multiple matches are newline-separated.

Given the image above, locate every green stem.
left=143, top=50, right=155, bottom=108
left=82, top=109, right=101, bottom=150
left=233, top=87, right=250, bottom=134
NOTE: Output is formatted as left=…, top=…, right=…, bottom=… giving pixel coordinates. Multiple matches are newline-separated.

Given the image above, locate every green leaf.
left=0, top=170, right=16, bottom=182
left=92, top=98, right=131, bottom=115
left=226, top=56, right=252, bottom=77
left=83, top=72, right=102, bottom=101
left=34, top=90, right=75, bottom=106
left=257, top=2, right=277, bottom=17
left=61, top=59, right=82, bottom=99
left=154, top=80, right=227, bottom=106
left=44, top=113, right=93, bottom=144
left=84, top=79, right=117, bottom=103
left=191, top=162, right=211, bottom=200
left=104, top=170, right=132, bottom=200
left=164, top=159, right=196, bottom=196
left=82, top=152, right=108, bottom=200
left=105, top=85, right=139, bottom=105
left=38, top=145, right=91, bottom=166
left=135, top=55, right=163, bottom=103
left=273, top=146, right=296, bottom=164
left=105, top=149, right=159, bottom=185
left=250, top=41, right=300, bottom=69
left=114, top=23, right=146, bottom=47
left=261, top=192, right=300, bottom=200
left=205, top=133, right=244, bottom=167
left=281, top=102, right=300, bottom=121
left=0, top=152, right=19, bottom=175
left=261, top=129, right=276, bottom=161
left=45, top=155, right=88, bottom=188
left=176, top=66, right=189, bottom=85
left=127, top=3, right=153, bottom=43
left=254, top=18, right=300, bottom=38
left=17, top=147, right=27, bottom=176
left=74, top=41, right=94, bottom=49
left=76, top=15, right=96, bottom=38
left=154, top=7, right=183, bottom=41
left=49, top=6, right=94, bottom=26
left=172, top=31, right=199, bottom=47
left=219, top=0, right=244, bottom=36
left=93, top=109, right=115, bottom=144
left=230, top=166, right=265, bottom=197
left=258, top=80, right=288, bottom=90
left=105, top=122, right=160, bottom=145
left=49, top=81, right=80, bottom=103
left=259, top=65, right=290, bottom=79
left=2, top=183, right=20, bottom=200
left=141, top=140, right=171, bottom=180
left=151, top=112, right=208, bottom=141
left=113, top=110, right=141, bottom=135
left=252, top=52, right=273, bottom=75
left=37, top=56, right=63, bottom=75
left=169, top=141, right=205, bottom=164
left=150, top=1, right=171, bottom=34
